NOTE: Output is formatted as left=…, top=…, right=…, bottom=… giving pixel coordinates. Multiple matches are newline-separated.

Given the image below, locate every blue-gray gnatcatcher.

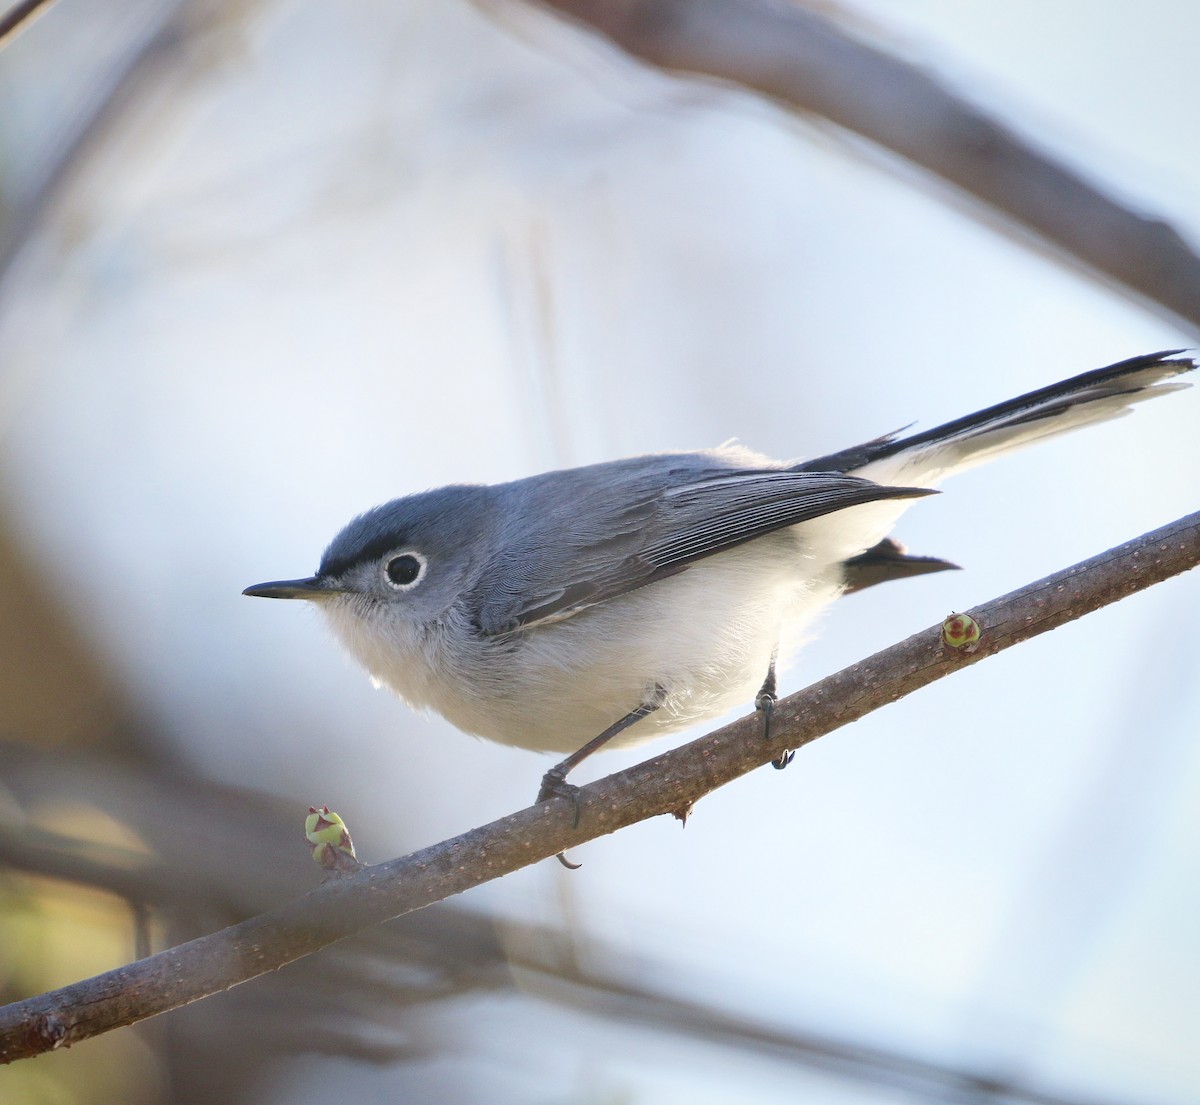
left=245, top=351, right=1194, bottom=807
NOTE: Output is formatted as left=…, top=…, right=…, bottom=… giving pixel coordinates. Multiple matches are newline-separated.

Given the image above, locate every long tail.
left=798, top=350, right=1195, bottom=487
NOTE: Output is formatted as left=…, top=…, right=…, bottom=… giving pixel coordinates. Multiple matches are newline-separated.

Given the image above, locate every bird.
left=245, top=350, right=1194, bottom=811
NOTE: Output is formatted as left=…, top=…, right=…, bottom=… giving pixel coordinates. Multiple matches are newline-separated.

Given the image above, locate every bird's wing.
left=469, top=469, right=932, bottom=635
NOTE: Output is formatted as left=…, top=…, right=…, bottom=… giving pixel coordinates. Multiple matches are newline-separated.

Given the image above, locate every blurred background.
left=0, top=1, right=1197, bottom=1102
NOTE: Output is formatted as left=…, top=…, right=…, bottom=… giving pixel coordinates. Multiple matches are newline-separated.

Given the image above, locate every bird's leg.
left=539, top=685, right=666, bottom=814
left=539, top=686, right=666, bottom=868
left=755, top=649, right=793, bottom=770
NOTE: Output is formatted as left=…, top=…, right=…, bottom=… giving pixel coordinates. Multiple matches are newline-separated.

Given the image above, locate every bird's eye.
left=384, top=553, right=425, bottom=589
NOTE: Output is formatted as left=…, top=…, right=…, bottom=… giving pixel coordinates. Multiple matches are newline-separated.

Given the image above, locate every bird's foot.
left=755, top=688, right=794, bottom=769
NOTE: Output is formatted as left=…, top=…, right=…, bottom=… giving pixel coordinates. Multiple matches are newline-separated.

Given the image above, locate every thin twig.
left=1, top=511, right=1197, bottom=1062
left=524, top=0, right=1200, bottom=335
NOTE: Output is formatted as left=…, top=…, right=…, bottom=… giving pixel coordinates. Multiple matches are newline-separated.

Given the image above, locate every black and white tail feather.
left=804, top=349, right=1194, bottom=484
left=797, top=350, right=1195, bottom=593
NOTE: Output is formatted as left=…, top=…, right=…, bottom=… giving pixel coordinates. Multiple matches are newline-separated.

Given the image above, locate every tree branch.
left=2, top=510, right=1197, bottom=1062
left=522, top=0, right=1200, bottom=336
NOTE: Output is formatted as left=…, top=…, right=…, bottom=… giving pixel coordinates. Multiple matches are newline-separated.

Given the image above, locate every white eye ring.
left=383, top=551, right=427, bottom=590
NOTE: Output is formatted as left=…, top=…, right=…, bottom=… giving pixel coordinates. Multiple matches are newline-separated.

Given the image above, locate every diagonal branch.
left=522, top=0, right=1200, bottom=335
left=1, top=510, right=1198, bottom=1062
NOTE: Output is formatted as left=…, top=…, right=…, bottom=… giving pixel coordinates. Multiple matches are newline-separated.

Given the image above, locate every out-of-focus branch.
left=0, top=0, right=56, bottom=47
left=524, top=0, right=1200, bottom=336
left=0, top=823, right=179, bottom=906
left=1, top=510, right=1198, bottom=1062
left=0, top=0, right=187, bottom=275
left=520, top=952, right=1129, bottom=1105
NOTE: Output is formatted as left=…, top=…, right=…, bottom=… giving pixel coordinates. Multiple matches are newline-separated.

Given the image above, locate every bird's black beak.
left=242, top=577, right=327, bottom=600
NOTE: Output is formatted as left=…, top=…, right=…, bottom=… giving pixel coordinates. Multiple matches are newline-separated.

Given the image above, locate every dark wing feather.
left=471, top=468, right=932, bottom=635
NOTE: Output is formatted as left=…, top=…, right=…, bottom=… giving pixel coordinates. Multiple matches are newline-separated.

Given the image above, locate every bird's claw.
left=538, top=768, right=584, bottom=869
